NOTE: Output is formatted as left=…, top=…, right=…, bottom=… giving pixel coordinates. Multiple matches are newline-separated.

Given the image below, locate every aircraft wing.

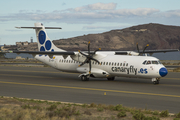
left=2, top=49, right=179, bottom=57
left=6, top=50, right=75, bottom=59
left=139, top=49, right=179, bottom=55
left=7, top=50, right=128, bottom=55
left=140, top=49, right=179, bottom=53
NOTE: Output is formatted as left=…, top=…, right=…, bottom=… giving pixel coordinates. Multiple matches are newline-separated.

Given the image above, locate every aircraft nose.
left=159, top=67, right=168, bottom=77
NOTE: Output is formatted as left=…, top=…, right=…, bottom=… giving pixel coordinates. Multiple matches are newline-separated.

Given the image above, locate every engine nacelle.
left=77, top=67, right=109, bottom=78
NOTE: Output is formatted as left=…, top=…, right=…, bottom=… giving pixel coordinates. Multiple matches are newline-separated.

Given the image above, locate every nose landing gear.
left=152, top=78, right=160, bottom=85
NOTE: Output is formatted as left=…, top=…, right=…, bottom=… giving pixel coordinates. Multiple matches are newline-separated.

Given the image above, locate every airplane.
left=8, top=23, right=179, bottom=84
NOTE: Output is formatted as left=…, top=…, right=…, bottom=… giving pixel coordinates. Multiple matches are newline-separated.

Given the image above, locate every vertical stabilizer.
left=34, top=23, right=66, bottom=52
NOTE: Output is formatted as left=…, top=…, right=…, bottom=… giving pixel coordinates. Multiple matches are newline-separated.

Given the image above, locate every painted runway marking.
left=0, top=81, right=180, bottom=98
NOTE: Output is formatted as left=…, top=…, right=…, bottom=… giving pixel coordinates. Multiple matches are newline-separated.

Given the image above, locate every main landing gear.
left=80, top=75, right=89, bottom=81
left=107, top=77, right=115, bottom=81
left=152, top=78, right=160, bottom=85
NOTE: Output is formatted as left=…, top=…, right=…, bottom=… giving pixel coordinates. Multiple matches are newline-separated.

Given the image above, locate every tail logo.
left=38, top=31, right=46, bottom=45
left=45, top=40, right=52, bottom=50
left=38, top=30, right=54, bottom=51
left=38, top=30, right=54, bottom=57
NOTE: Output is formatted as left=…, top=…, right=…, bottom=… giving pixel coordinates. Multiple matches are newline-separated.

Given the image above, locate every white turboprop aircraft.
left=12, top=23, right=179, bottom=84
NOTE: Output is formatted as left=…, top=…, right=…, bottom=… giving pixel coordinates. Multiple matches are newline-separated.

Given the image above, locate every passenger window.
left=114, top=63, right=116, bottom=66
left=143, top=61, right=147, bottom=64
left=126, top=63, right=128, bottom=66
left=152, top=61, right=158, bottom=64
left=101, top=62, right=103, bottom=65
left=112, top=62, right=114, bottom=66
left=117, top=63, right=119, bottom=66
left=106, top=62, right=108, bottom=65
left=59, top=60, right=61, bottom=62
left=109, top=62, right=111, bottom=65
left=103, top=62, right=105, bottom=65
left=146, top=61, right=151, bottom=65
left=120, top=63, right=122, bottom=66
left=123, top=63, right=125, bottom=66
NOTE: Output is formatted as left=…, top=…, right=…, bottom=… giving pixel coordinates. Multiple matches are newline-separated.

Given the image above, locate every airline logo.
left=111, top=65, right=137, bottom=75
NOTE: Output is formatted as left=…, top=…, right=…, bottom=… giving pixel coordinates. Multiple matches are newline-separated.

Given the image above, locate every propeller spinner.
left=78, top=41, right=101, bottom=74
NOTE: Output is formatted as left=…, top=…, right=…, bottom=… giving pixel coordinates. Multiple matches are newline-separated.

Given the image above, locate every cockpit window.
left=143, top=60, right=161, bottom=65
left=142, top=61, right=147, bottom=64
left=158, top=61, right=162, bottom=64
left=146, top=61, right=151, bottom=65
left=152, top=61, right=158, bottom=64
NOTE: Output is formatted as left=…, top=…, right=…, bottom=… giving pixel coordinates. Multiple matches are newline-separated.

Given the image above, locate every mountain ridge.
left=53, top=23, right=180, bottom=51
left=11, top=23, right=180, bottom=51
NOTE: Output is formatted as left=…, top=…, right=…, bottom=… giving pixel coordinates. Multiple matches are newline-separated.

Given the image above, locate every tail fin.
left=34, top=23, right=65, bottom=52
left=16, top=23, right=66, bottom=52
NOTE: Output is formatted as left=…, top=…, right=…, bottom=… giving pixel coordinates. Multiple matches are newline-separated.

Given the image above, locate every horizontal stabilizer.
left=15, top=27, right=62, bottom=29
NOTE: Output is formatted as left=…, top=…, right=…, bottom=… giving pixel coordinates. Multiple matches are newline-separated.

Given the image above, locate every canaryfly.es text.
left=111, top=65, right=137, bottom=75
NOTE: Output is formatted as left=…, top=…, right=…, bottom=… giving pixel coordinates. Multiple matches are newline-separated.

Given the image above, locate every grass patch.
left=0, top=96, right=179, bottom=120
left=97, top=107, right=104, bottom=112
left=176, top=112, right=180, bottom=118
left=160, top=110, right=169, bottom=117
left=153, top=110, right=159, bottom=115
left=117, top=111, right=126, bottom=118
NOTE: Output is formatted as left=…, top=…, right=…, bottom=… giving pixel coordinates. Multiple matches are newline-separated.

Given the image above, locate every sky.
left=1, top=0, right=180, bottom=45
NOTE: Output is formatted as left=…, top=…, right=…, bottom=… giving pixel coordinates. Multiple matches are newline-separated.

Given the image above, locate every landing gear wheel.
left=152, top=78, right=160, bottom=85
left=156, top=80, right=159, bottom=84
left=81, top=75, right=89, bottom=81
left=153, top=80, right=159, bottom=85
left=107, top=77, right=115, bottom=81
left=153, top=81, right=156, bottom=85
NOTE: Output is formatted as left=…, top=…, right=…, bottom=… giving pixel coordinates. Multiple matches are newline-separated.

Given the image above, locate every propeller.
left=78, top=41, right=101, bottom=74
left=136, top=43, right=149, bottom=55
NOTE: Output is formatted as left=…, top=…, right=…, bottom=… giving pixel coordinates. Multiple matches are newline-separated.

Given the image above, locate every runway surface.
left=0, top=66, right=180, bottom=113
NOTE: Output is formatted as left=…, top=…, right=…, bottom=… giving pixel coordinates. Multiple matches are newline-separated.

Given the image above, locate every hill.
left=53, top=23, right=180, bottom=51
left=4, top=23, right=180, bottom=51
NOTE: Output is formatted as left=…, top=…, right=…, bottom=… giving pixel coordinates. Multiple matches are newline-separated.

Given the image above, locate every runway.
left=0, top=66, right=180, bottom=113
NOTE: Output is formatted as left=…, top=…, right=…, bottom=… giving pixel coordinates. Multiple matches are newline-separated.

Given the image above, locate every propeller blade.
left=89, top=61, right=91, bottom=74
left=78, top=40, right=101, bottom=75
left=142, top=44, right=149, bottom=53
left=93, top=48, right=101, bottom=54
left=136, top=43, right=139, bottom=53
left=78, top=50, right=88, bottom=57
left=88, top=41, right=90, bottom=55
left=78, top=58, right=89, bottom=67
left=91, top=58, right=101, bottom=65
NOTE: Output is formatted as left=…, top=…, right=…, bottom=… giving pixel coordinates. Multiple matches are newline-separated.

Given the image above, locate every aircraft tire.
left=153, top=80, right=159, bottom=85
left=107, top=77, right=115, bottom=81
left=156, top=80, right=159, bottom=84
left=81, top=75, right=89, bottom=81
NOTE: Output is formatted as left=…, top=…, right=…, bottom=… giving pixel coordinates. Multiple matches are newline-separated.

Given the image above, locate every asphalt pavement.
left=0, top=66, right=180, bottom=113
